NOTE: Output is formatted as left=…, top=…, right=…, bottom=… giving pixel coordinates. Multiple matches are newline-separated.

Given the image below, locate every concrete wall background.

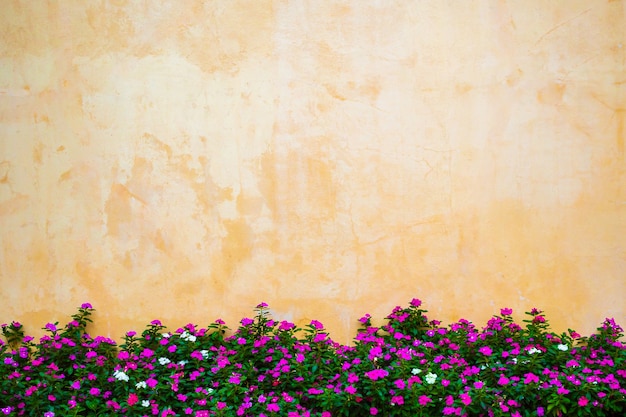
left=0, top=1, right=624, bottom=343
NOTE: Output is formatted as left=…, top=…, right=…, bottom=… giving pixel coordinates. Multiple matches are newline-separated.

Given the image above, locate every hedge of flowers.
left=1, top=300, right=624, bottom=416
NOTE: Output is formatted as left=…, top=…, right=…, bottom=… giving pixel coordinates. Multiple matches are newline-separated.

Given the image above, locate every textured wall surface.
left=0, top=1, right=624, bottom=343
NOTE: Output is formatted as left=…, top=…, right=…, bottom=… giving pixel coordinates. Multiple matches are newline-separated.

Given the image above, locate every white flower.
left=180, top=331, right=197, bottom=342
left=411, top=368, right=421, bottom=375
left=207, top=388, right=214, bottom=395
left=424, top=372, right=437, bottom=384
left=162, top=333, right=171, bottom=338
left=141, top=400, right=150, bottom=407
left=158, top=357, right=171, bottom=365
left=201, top=350, right=209, bottom=359
left=135, top=381, right=147, bottom=389
left=178, top=360, right=188, bottom=366
left=113, top=370, right=129, bottom=381
left=527, top=347, right=541, bottom=355
left=557, top=344, right=568, bottom=351
left=512, top=358, right=518, bottom=364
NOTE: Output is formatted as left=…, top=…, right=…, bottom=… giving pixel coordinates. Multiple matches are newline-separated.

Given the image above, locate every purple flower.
left=478, top=346, right=493, bottom=356
left=279, top=321, right=295, bottom=331
left=146, top=378, right=158, bottom=388
left=410, top=298, right=422, bottom=308
left=390, top=395, right=404, bottom=406
left=150, top=319, right=162, bottom=326
left=310, top=320, right=324, bottom=330
left=256, top=302, right=268, bottom=308
left=365, top=369, right=389, bottom=381
left=267, top=403, right=280, bottom=412
left=81, top=303, right=93, bottom=309
left=418, top=395, right=432, bottom=406
left=241, top=318, right=254, bottom=326
left=500, top=308, right=513, bottom=316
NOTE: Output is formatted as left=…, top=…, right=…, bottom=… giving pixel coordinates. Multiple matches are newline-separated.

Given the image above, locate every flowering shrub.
left=1, top=299, right=624, bottom=416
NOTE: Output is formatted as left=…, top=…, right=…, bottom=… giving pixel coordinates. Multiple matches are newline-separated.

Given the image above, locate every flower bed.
left=1, top=300, right=625, bottom=416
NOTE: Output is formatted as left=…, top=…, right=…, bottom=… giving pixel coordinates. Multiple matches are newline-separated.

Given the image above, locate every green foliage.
left=0, top=300, right=625, bottom=416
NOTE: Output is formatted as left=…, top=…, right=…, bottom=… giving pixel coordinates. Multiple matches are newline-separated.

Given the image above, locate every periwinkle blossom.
left=424, top=372, right=437, bottom=384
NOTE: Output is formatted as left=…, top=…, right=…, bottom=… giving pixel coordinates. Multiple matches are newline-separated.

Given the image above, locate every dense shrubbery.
left=1, top=300, right=625, bottom=416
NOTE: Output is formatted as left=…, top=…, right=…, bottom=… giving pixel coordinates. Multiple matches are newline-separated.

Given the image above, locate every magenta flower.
left=500, top=308, right=513, bottom=316
left=241, top=318, right=254, bottom=326
left=279, top=321, right=295, bottom=331
left=365, top=369, right=389, bottom=381
left=267, top=403, right=280, bottom=412
left=578, top=396, right=589, bottom=406
left=478, top=346, right=493, bottom=356
left=418, top=395, right=432, bottom=406
left=81, top=303, right=93, bottom=309
left=410, top=298, right=422, bottom=308
left=390, top=395, right=404, bottom=406
left=310, top=320, right=324, bottom=330
left=524, top=373, right=539, bottom=384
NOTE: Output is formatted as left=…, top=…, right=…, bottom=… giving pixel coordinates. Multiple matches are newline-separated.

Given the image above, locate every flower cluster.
left=1, top=300, right=624, bottom=416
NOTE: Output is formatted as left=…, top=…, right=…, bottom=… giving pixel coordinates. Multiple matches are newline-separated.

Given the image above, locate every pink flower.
left=279, top=321, right=295, bottom=331
left=578, top=396, right=589, bottom=406
left=500, top=308, right=513, bottom=316
left=410, top=298, right=422, bottom=308
left=460, top=393, right=472, bottom=406
left=128, top=393, right=139, bottom=406
left=418, top=395, right=432, bottom=406
left=217, top=402, right=227, bottom=410
left=390, top=396, right=404, bottom=406
left=267, top=403, right=280, bottom=412
left=370, top=408, right=378, bottom=415
left=365, top=369, right=389, bottom=381
left=478, top=346, right=493, bottom=356
left=524, top=373, right=539, bottom=384
left=310, top=320, right=324, bottom=330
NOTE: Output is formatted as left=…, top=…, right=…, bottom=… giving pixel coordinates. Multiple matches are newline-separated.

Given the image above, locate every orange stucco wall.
left=0, top=1, right=624, bottom=344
